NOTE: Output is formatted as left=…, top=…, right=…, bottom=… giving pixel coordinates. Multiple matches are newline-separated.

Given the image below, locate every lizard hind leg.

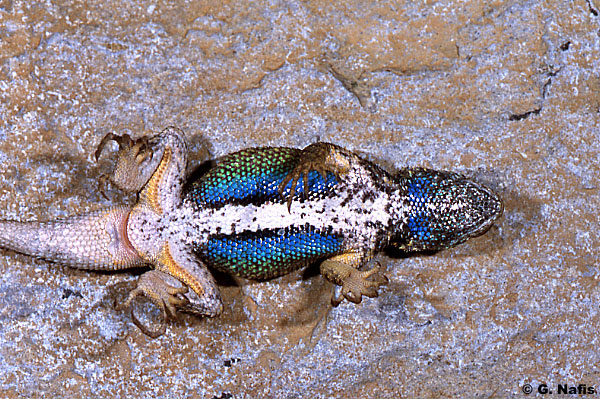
left=94, top=127, right=189, bottom=213
left=320, top=252, right=389, bottom=307
left=117, top=270, right=187, bottom=338
left=118, top=242, right=223, bottom=338
left=95, top=132, right=155, bottom=193
left=117, top=270, right=190, bottom=338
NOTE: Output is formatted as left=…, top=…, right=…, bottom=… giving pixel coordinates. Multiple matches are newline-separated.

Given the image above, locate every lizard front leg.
left=278, top=142, right=354, bottom=211
left=319, top=251, right=389, bottom=306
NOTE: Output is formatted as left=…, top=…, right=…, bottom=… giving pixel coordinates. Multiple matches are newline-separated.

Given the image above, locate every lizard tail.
left=0, top=206, right=145, bottom=270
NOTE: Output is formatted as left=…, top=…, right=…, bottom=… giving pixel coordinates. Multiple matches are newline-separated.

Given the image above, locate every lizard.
left=0, top=127, right=503, bottom=337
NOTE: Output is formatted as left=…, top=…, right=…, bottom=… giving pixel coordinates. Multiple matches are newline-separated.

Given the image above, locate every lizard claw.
left=331, top=265, right=389, bottom=306
left=117, top=270, right=189, bottom=338
left=278, top=143, right=347, bottom=212
left=94, top=133, right=156, bottom=193
left=320, top=258, right=389, bottom=307
left=95, top=133, right=124, bottom=161
left=278, top=164, right=331, bottom=212
left=95, top=133, right=151, bottom=163
left=97, top=174, right=111, bottom=200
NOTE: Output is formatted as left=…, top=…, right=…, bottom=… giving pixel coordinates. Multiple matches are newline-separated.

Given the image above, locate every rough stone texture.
left=0, top=1, right=598, bottom=398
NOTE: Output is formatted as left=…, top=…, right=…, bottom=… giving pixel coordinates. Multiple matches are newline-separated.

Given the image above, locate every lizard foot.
left=95, top=132, right=156, bottom=193
left=117, top=270, right=189, bottom=338
left=278, top=142, right=350, bottom=211
left=320, top=260, right=389, bottom=306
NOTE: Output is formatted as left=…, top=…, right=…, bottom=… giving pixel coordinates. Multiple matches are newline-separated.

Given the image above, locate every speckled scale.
left=396, top=168, right=502, bottom=251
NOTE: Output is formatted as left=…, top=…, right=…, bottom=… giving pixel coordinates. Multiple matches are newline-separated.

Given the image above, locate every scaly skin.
left=0, top=127, right=503, bottom=337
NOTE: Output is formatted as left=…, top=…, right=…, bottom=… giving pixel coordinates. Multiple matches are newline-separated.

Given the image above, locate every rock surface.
left=0, top=1, right=598, bottom=398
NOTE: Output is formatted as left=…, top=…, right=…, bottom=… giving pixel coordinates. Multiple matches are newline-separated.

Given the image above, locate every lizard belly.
left=188, top=197, right=345, bottom=279
left=197, top=225, right=344, bottom=280
left=186, top=185, right=390, bottom=280
left=181, top=144, right=393, bottom=280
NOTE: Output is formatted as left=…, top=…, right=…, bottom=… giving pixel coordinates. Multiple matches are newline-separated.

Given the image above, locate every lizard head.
left=388, top=168, right=503, bottom=252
